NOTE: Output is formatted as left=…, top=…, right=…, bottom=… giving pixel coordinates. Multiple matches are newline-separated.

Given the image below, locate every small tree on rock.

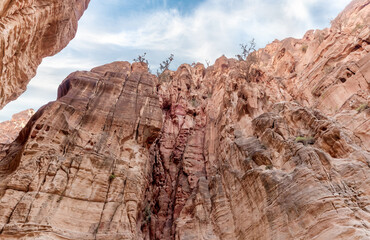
left=157, top=54, right=174, bottom=77
left=133, top=53, right=149, bottom=65
left=236, top=39, right=256, bottom=61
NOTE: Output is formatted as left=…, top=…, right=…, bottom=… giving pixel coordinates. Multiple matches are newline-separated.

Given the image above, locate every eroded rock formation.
left=0, top=0, right=90, bottom=109
left=0, top=0, right=369, bottom=239
left=0, top=109, right=34, bottom=145
left=0, top=62, right=162, bottom=239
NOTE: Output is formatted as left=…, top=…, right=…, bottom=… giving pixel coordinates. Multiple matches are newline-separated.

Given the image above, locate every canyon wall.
left=0, top=62, right=162, bottom=239
left=0, top=0, right=90, bottom=109
left=0, top=0, right=369, bottom=239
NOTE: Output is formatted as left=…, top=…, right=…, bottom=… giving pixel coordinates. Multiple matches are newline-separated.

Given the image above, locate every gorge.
left=0, top=0, right=369, bottom=239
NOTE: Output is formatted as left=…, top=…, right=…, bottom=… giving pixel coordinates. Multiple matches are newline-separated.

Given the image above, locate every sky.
left=0, top=0, right=352, bottom=121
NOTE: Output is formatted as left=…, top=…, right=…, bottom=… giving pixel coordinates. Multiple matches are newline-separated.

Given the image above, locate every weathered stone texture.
left=0, top=0, right=90, bottom=109
left=0, top=0, right=369, bottom=239
left=0, top=109, right=34, bottom=145
left=0, top=62, right=162, bottom=239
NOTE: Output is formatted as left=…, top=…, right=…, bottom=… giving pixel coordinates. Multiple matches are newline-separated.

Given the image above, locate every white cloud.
left=71, top=0, right=351, bottom=61
left=283, top=0, right=312, bottom=22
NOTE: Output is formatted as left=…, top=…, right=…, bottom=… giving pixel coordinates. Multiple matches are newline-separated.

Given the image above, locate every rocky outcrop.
left=0, top=0, right=90, bottom=109
left=0, top=109, right=34, bottom=144
left=252, top=0, right=370, bottom=154
left=144, top=52, right=369, bottom=239
left=0, top=0, right=369, bottom=239
left=0, top=62, right=162, bottom=239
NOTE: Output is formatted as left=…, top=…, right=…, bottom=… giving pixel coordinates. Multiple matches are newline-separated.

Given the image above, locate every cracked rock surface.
left=0, top=0, right=90, bottom=109
left=0, top=109, right=34, bottom=145
left=0, top=0, right=369, bottom=239
left=0, top=62, right=162, bottom=239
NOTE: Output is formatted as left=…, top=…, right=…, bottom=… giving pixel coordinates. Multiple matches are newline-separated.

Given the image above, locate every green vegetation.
left=301, top=45, right=308, bottom=53
left=356, top=103, right=368, bottom=113
left=265, top=165, right=273, bottom=170
left=295, top=136, right=315, bottom=145
left=144, top=205, right=151, bottom=224
left=109, top=173, right=116, bottom=180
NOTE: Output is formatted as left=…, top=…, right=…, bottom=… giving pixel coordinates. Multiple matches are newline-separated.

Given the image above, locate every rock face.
left=0, top=109, right=34, bottom=144
left=0, top=0, right=369, bottom=239
left=0, top=0, right=90, bottom=109
left=0, top=62, right=162, bottom=239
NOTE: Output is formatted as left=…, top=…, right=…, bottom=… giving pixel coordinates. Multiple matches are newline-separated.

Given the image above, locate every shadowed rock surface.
left=0, top=0, right=369, bottom=239
left=0, top=0, right=90, bottom=109
left=0, top=62, right=162, bottom=239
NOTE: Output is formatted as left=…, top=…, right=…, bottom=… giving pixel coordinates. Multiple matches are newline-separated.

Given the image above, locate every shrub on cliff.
left=356, top=103, right=369, bottom=113
left=236, top=38, right=256, bottom=61
left=133, top=52, right=149, bottom=65
left=295, top=136, right=315, bottom=145
left=157, top=54, right=174, bottom=82
left=157, top=54, right=174, bottom=77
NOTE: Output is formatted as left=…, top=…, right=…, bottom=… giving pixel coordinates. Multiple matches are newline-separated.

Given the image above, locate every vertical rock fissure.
left=62, top=75, right=105, bottom=156
left=94, top=173, right=113, bottom=239
left=1, top=2, right=370, bottom=236
left=102, top=74, right=128, bottom=133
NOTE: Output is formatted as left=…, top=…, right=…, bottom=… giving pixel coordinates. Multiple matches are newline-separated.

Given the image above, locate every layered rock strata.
left=144, top=53, right=369, bottom=239
left=0, top=62, right=162, bottom=239
left=0, top=0, right=369, bottom=239
left=0, top=0, right=90, bottom=109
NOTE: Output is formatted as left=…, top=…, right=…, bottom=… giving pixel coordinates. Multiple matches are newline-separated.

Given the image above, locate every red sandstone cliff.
left=0, top=109, right=34, bottom=145
left=0, top=0, right=90, bottom=109
left=0, top=62, right=162, bottom=239
left=0, top=0, right=369, bottom=239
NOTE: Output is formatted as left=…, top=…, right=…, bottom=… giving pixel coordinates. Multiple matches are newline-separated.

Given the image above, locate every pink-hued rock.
left=0, top=0, right=369, bottom=239
left=137, top=1, right=370, bottom=238
left=0, top=109, right=34, bottom=144
left=0, top=62, right=162, bottom=239
left=0, top=0, right=90, bottom=109
left=252, top=0, right=370, bottom=116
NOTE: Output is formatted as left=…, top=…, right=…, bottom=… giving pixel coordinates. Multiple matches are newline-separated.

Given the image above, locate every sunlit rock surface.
left=0, top=0, right=90, bottom=109
left=0, top=109, right=34, bottom=144
left=0, top=62, right=162, bottom=239
left=0, top=0, right=369, bottom=239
